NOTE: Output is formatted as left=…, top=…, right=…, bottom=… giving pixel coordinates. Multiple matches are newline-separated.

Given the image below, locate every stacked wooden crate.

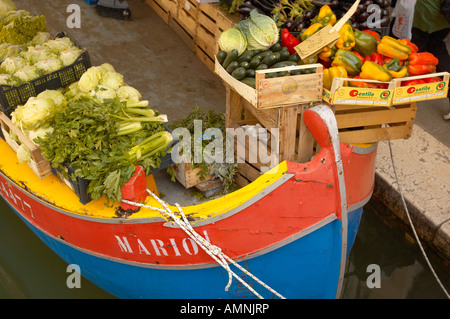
left=146, top=0, right=239, bottom=72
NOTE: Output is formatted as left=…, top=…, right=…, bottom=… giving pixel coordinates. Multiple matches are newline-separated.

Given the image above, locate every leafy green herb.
left=168, top=106, right=238, bottom=193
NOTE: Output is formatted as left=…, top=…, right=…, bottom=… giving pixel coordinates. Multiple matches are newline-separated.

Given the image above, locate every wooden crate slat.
left=335, top=105, right=416, bottom=129
left=338, top=122, right=414, bottom=144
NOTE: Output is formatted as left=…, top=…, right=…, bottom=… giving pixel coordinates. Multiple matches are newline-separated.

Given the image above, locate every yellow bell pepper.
left=313, top=5, right=337, bottom=26
left=359, top=61, right=392, bottom=82
left=336, top=24, right=355, bottom=50
left=323, top=66, right=348, bottom=90
left=300, top=23, right=323, bottom=41
left=377, top=36, right=411, bottom=60
left=319, top=45, right=337, bottom=62
left=386, top=67, right=408, bottom=78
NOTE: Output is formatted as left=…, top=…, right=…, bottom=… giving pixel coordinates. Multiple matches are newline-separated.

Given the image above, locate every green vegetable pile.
left=168, top=106, right=238, bottom=194
left=11, top=63, right=172, bottom=205
left=217, top=42, right=315, bottom=88
left=0, top=35, right=83, bottom=87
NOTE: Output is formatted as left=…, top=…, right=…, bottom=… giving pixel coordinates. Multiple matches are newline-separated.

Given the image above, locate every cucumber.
left=239, top=61, right=250, bottom=69
left=217, top=50, right=227, bottom=64
left=231, top=67, right=247, bottom=80
left=271, top=61, right=297, bottom=68
left=222, top=49, right=238, bottom=69
left=240, top=77, right=256, bottom=88
left=226, top=61, right=239, bottom=74
left=270, top=43, right=282, bottom=52
left=248, top=57, right=261, bottom=69
left=237, top=50, right=255, bottom=63
left=246, top=69, right=255, bottom=77
left=279, top=47, right=290, bottom=61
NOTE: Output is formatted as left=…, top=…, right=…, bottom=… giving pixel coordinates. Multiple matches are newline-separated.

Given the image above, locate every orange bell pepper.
left=398, top=39, right=418, bottom=53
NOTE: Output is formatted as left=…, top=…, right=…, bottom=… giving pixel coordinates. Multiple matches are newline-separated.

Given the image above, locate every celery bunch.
left=36, top=96, right=172, bottom=205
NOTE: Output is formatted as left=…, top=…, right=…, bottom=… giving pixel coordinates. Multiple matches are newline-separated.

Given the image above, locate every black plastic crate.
left=50, top=162, right=92, bottom=205
left=51, top=124, right=178, bottom=205
left=0, top=32, right=91, bottom=117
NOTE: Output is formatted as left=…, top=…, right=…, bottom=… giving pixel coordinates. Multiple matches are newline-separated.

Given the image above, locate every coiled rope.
left=388, top=140, right=449, bottom=299
left=121, top=189, right=286, bottom=299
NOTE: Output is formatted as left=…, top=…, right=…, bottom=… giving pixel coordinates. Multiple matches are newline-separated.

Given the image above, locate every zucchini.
left=252, top=50, right=272, bottom=61
left=226, top=61, right=239, bottom=74
left=277, top=71, right=290, bottom=77
left=248, top=57, right=261, bottom=69
left=290, top=69, right=304, bottom=75
left=261, top=53, right=280, bottom=67
left=240, top=61, right=250, bottom=69
left=237, top=50, right=255, bottom=63
left=287, top=53, right=300, bottom=62
left=256, top=63, right=268, bottom=70
left=279, top=47, right=290, bottom=61
left=270, top=43, right=282, bottom=52
left=222, top=49, right=238, bottom=69
left=231, top=67, right=247, bottom=80
left=217, top=50, right=227, bottom=64
left=246, top=69, right=255, bottom=77
left=271, top=61, right=297, bottom=68
left=240, top=77, right=256, bottom=88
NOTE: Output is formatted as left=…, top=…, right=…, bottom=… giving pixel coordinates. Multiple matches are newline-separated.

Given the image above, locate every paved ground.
left=14, top=0, right=450, bottom=260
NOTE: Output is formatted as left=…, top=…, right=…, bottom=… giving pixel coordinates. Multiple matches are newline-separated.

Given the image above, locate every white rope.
left=121, top=190, right=286, bottom=299
left=388, top=141, right=450, bottom=299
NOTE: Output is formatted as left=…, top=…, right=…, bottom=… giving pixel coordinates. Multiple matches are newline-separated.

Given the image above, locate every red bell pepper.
left=352, top=51, right=365, bottom=64
left=365, top=52, right=383, bottom=65
left=423, top=76, right=442, bottom=83
left=398, top=39, right=418, bottom=53
left=348, top=75, right=368, bottom=88
left=362, top=30, right=380, bottom=41
left=408, top=52, right=439, bottom=66
left=401, top=79, right=426, bottom=86
left=281, top=28, right=301, bottom=55
left=408, top=64, right=437, bottom=76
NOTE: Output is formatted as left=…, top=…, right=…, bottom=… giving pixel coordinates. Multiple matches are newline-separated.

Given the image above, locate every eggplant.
left=237, top=4, right=254, bottom=16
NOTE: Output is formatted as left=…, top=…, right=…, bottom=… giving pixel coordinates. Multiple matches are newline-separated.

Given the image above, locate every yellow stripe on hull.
left=0, top=139, right=288, bottom=222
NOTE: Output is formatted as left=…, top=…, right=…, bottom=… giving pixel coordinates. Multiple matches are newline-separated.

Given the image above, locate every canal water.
left=0, top=196, right=448, bottom=299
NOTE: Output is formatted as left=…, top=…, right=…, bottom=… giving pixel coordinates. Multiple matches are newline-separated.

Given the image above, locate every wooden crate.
left=330, top=102, right=417, bottom=145
left=391, top=72, right=450, bottom=105
left=225, top=86, right=320, bottom=187
left=0, top=112, right=51, bottom=179
left=146, top=0, right=239, bottom=72
left=146, top=0, right=178, bottom=23
left=174, top=161, right=215, bottom=188
left=216, top=59, right=323, bottom=109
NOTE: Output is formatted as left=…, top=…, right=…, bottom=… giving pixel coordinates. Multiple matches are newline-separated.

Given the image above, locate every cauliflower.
left=35, top=57, right=63, bottom=75
left=59, top=47, right=82, bottom=66
left=99, top=71, right=124, bottom=91
left=11, top=96, right=56, bottom=130
left=13, top=65, right=40, bottom=83
left=90, top=85, right=116, bottom=101
left=116, top=85, right=142, bottom=102
left=77, top=66, right=103, bottom=93
left=0, top=55, right=27, bottom=74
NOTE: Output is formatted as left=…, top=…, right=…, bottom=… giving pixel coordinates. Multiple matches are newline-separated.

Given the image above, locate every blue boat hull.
left=10, top=201, right=363, bottom=299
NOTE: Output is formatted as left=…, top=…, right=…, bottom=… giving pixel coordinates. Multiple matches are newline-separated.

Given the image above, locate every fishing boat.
left=0, top=104, right=376, bottom=299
